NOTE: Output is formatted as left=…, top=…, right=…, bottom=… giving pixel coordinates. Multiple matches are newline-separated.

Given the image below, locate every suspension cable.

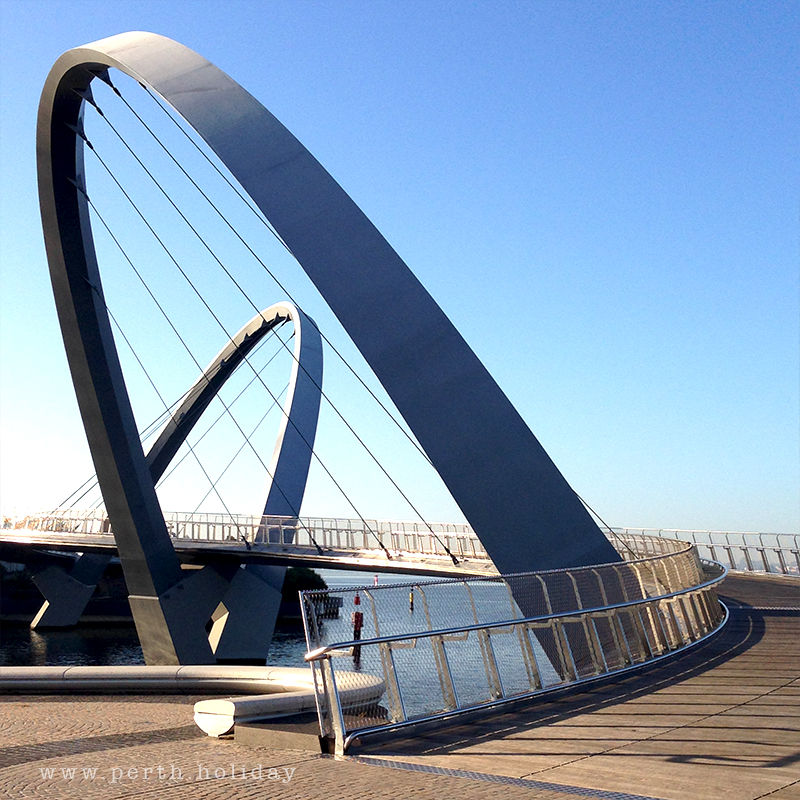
left=91, top=76, right=457, bottom=561
left=155, top=369, right=289, bottom=491
left=52, top=338, right=283, bottom=515
left=110, top=73, right=434, bottom=468
left=577, top=494, right=638, bottom=560
left=188, top=399, right=284, bottom=514
left=77, top=140, right=332, bottom=554
left=76, top=181, right=325, bottom=553
left=50, top=380, right=184, bottom=512
left=98, top=285, right=253, bottom=546
left=80, top=98, right=394, bottom=559
left=577, top=494, right=668, bottom=590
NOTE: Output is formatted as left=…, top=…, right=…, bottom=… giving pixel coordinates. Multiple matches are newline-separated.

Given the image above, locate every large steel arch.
left=37, top=31, right=620, bottom=661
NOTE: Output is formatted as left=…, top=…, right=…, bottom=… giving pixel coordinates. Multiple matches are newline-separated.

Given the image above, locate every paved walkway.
left=0, top=573, right=797, bottom=799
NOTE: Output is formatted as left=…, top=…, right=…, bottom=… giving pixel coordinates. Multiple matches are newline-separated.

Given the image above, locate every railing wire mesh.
left=301, top=534, right=727, bottom=754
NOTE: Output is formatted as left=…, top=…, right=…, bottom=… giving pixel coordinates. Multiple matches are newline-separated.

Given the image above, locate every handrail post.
left=592, top=568, right=627, bottom=665
left=320, top=656, right=347, bottom=756
left=378, top=641, right=407, bottom=724
left=504, top=581, right=542, bottom=689
left=552, top=619, right=577, bottom=682
left=464, top=581, right=504, bottom=699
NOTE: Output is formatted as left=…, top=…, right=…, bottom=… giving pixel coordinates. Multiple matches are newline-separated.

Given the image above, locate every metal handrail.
left=296, top=534, right=694, bottom=595
left=304, top=565, right=727, bottom=661
left=11, top=510, right=486, bottom=557
left=338, top=600, right=731, bottom=752
left=612, top=527, right=799, bottom=576
left=301, top=538, right=729, bottom=754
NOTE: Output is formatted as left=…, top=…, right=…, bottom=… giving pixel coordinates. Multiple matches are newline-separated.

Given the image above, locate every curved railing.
left=7, top=509, right=488, bottom=560
left=610, top=527, right=799, bottom=576
left=300, top=534, right=727, bottom=754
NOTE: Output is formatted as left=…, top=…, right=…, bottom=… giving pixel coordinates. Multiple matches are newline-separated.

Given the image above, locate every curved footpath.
left=0, top=572, right=797, bottom=800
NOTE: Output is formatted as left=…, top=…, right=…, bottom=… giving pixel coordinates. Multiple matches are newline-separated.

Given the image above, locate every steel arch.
left=145, top=301, right=323, bottom=519
left=37, top=32, right=620, bottom=662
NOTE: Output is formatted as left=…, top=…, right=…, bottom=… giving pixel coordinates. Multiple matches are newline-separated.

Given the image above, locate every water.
left=0, top=569, right=397, bottom=668
left=316, top=569, right=419, bottom=591
left=0, top=624, right=146, bottom=667
left=0, top=624, right=309, bottom=668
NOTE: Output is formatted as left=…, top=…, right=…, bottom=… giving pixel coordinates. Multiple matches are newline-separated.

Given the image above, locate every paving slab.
left=651, top=725, right=800, bottom=747
left=762, top=783, right=800, bottom=799
left=529, top=750, right=793, bottom=800
left=0, top=696, right=608, bottom=800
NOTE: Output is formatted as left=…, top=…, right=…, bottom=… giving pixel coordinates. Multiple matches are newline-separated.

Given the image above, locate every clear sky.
left=0, top=0, right=797, bottom=534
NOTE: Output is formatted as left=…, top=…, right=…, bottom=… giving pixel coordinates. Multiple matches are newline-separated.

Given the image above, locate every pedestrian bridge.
left=4, top=511, right=797, bottom=579
left=2, top=510, right=497, bottom=578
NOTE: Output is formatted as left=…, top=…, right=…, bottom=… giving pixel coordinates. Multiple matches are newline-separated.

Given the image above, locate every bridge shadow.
left=0, top=718, right=201, bottom=770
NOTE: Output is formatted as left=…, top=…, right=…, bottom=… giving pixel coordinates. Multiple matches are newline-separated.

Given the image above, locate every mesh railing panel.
left=302, top=535, right=699, bottom=654
left=302, top=535, right=727, bottom=754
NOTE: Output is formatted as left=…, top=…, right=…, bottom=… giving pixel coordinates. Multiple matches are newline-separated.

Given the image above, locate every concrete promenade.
left=0, top=572, right=797, bottom=800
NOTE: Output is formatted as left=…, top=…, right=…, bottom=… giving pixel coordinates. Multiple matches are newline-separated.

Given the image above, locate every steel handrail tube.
left=338, top=598, right=731, bottom=752
left=304, top=564, right=728, bottom=662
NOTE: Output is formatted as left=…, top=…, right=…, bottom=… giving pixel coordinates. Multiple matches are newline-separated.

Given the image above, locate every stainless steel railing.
left=301, top=536, right=727, bottom=754
left=610, top=527, right=799, bottom=576
left=10, top=509, right=488, bottom=561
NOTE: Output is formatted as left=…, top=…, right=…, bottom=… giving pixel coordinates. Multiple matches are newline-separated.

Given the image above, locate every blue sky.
left=0, top=0, right=797, bottom=534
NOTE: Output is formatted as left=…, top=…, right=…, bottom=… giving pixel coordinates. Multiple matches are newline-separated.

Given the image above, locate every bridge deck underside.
left=0, top=532, right=498, bottom=579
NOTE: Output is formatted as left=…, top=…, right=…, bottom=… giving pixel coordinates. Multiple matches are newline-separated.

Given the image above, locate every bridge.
left=31, top=30, right=636, bottom=666
left=1, top=33, right=796, bottom=798
left=6, top=511, right=796, bottom=578
left=2, top=510, right=495, bottom=577
left=4, top=511, right=795, bottom=667
left=0, top=24, right=796, bottom=800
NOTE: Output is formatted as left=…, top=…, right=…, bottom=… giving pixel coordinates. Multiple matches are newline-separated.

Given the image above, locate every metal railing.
left=11, top=511, right=795, bottom=576
left=301, top=535, right=727, bottom=754
left=10, top=509, right=488, bottom=561
left=610, top=527, right=799, bottom=576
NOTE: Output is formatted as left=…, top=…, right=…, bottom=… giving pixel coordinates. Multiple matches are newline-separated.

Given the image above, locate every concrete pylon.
left=208, top=565, right=286, bottom=663
left=31, top=553, right=111, bottom=628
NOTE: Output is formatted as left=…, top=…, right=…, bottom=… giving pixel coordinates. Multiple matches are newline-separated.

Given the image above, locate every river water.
left=0, top=570, right=413, bottom=668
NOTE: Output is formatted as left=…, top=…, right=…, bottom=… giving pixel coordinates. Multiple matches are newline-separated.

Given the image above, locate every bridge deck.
left=0, top=573, right=796, bottom=800
left=357, top=571, right=800, bottom=799
left=0, top=530, right=497, bottom=578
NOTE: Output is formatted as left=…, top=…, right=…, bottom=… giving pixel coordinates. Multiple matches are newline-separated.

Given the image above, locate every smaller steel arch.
left=145, top=302, right=323, bottom=519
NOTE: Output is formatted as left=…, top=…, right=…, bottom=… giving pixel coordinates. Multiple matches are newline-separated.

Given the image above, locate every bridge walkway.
left=0, top=513, right=498, bottom=578
left=0, top=575, right=796, bottom=800
left=354, top=571, right=800, bottom=800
